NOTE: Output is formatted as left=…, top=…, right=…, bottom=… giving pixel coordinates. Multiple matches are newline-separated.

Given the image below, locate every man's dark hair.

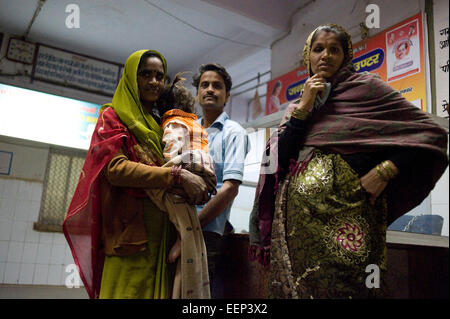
left=192, top=63, right=232, bottom=93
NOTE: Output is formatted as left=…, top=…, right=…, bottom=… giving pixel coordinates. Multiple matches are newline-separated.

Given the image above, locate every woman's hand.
left=298, top=74, right=326, bottom=111
left=360, top=160, right=398, bottom=205
left=179, top=169, right=211, bottom=205
left=360, top=168, right=388, bottom=205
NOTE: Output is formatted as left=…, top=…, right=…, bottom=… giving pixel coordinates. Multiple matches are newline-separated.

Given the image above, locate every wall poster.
left=265, top=13, right=428, bottom=115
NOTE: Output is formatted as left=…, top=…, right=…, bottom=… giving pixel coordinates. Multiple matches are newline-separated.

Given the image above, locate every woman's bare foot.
left=168, top=238, right=181, bottom=263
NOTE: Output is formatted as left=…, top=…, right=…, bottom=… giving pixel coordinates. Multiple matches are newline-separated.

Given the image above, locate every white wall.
left=0, top=32, right=106, bottom=293
left=0, top=178, right=74, bottom=286
left=0, top=138, right=83, bottom=289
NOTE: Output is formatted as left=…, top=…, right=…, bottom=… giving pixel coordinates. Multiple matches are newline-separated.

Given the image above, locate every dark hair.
left=272, top=81, right=282, bottom=95
left=157, top=72, right=195, bottom=115
left=138, top=50, right=167, bottom=75
left=311, top=25, right=352, bottom=63
left=192, top=63, right=232, bottom=93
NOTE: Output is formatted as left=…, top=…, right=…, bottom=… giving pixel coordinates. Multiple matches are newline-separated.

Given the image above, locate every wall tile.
left=64, top=246, right=74, bottom=266
left=0, top=197, right=15, bottom=221
left=14, top=200, right=32, bottom=221
left=35, top=243, right=52, bottom=264
left=10, top=220, right=27, bottom=242
left=31, top=183, right=43, bottom=202
left=7, top=241, right=24, bottom=263
left=0, top=241, right=9, bottom=263
left=4, top=262, right=20, bottom=284
left=33, top=263, right=48, bottom=285
left=28, top=201, right=41, bottom=222
left=22, top=242, right=38, bottom=263
left=39, top=232, right=54, bottom=245
left=431, top=203, right=450, bottom=237
left=53, top=233, right=67, bottom=245
left=431, top=168, right=449, bottom=205
left=24, top=223, right=40, bottom=243
left=47, top=264, right=62, bottom=285
left=3, top=179, right=19, bottom=199
left=0, top=219, right=12, bottom=241
left=0, top=178, right=6, bottom=198
left=50, top=244, right=66, bottom=265
left=0, top=262, right=5, bottom=283
left=18, top=263, right=35, bottom=284
left=17, top=181, right=33, bottom=201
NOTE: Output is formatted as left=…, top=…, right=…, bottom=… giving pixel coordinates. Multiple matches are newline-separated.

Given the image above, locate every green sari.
left=64, top=50, right=177, bottom=299
left=100, top=200, right=176, bottom=299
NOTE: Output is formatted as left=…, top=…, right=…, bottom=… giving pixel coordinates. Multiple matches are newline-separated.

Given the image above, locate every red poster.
left=352, top=13, right=426, bottom=110
left=265, top=65, right=308, bottom=115
left=266, top=13, right=427, bottom=114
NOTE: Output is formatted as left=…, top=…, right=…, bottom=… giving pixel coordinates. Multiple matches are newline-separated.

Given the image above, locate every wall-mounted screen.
left=0, top=83, right=101, bottom=150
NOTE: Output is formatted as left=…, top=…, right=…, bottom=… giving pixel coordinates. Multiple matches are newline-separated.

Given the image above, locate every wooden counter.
left=214, top=233, right=449, bottom=299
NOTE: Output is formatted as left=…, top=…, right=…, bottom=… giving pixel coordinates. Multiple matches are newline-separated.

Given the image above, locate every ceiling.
left=0, top=0, right=310, bottom=100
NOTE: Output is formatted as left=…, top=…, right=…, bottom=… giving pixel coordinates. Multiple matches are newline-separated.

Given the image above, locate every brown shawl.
left=249, top=66, right=448, bottom=266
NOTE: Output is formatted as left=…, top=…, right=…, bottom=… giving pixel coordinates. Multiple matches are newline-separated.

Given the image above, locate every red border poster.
left=265, top=65, right=308, bottom=115
left=353, top=12, right=426, bottom=111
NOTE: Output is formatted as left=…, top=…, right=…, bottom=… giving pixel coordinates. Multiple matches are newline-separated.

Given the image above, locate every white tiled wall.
left=0, top=178, right=79, bottom=286
left=229, top=184, right=256, bottom=233
left=431, top=167, right=449, bottom=236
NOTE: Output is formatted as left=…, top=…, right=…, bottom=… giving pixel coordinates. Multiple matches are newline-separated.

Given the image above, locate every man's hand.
left=198, top=180, right=240, bottom=228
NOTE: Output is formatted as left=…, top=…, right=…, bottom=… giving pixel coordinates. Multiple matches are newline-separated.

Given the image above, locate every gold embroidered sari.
left=269, top=150, right=388, bottom=299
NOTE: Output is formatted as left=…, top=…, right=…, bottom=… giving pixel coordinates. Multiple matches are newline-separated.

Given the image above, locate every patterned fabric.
left=302, top=24, right=354, bottom=75
left=249, top=66, right=448, bottom=266
left=249, top=23, right=447, bottom=299
left=63, top=106, right=145, bottom=299
left=268, top=150, right=387, bottom=299
left=140, top=110, right=215, bottom=299
left=63, top=50, right=169, bottom=299
left=161, top=109, right=209, bottom=160
left=102, top=50, right=166, bottom=163
left=145, top=188, right=211, bottom=299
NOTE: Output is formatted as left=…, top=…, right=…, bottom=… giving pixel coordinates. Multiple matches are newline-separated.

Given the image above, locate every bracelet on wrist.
left=381, top=160, right=398, bottom=179
left=171, top=165, right=182, bottom=185
left=375, top=164, right=390, bottom=182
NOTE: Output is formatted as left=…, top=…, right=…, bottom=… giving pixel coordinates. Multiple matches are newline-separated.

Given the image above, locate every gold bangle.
left=375, top=164, right=390, bottom=182
left=381, top=161, right=398, bottom=179
left=291, top=107, right=310, bottom=120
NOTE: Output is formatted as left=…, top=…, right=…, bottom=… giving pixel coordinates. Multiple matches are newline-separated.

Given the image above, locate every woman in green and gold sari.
left=249, top=25, right=448, bottom=299
left=63, top=50, right=213, bottom=299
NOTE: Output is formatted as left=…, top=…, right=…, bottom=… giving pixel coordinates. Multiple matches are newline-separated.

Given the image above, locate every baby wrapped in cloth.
left=135, top=76, right=216, bottom=299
